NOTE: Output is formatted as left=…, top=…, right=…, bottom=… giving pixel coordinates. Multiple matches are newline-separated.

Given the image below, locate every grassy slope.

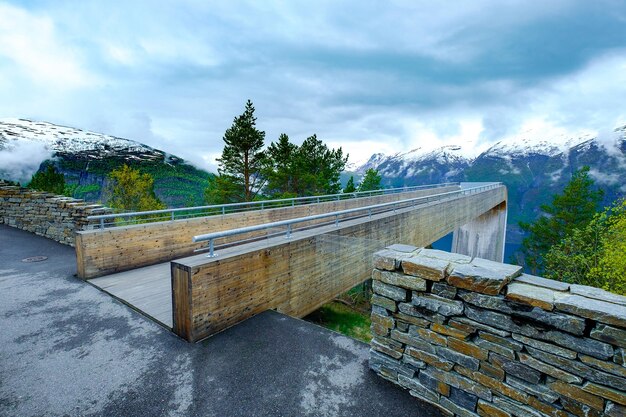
left=304, top=284, right=372, bottom=343
left=305, top=302, right=372, bottom=343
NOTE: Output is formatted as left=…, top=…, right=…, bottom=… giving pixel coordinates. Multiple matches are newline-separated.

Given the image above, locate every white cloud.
left=0, top=3, right=96, bottom=89
left=589, top=168, right=621, bottom=185
left=0, top=1, right=624, bottom=172
left=0, top=140, right=53, bottom=183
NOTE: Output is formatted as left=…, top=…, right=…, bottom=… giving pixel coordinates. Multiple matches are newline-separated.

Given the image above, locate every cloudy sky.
left=1, top=0, right=625, bottom=171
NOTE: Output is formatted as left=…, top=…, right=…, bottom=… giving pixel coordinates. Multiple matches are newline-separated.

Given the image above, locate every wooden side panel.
left=75, top=232, right=86, bottom=279
left=177, top=187, right=507, bottom=342
left=76, top=186, right=458, bottom=279
left=171, top=262, right=192, bottom=341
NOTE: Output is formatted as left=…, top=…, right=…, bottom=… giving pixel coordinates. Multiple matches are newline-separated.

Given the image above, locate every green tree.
left=519, top=166, right=603, bottom=274
left=215, top=99, right=266, bottom=202
left=262, top=133, right=347, bottom=197
left=295, top=134, right=347, bottom=196
left=544, top=199, right=626, bottom=295
left=358, top=168, right=382, bottom=192
left=107, top=164, right=165, bottom=211
left=263, top=133, right=298, bottom=197
left=204, top=174, right=243, bottom=205
left=28, top=164, right=66, bottom=195
left=591, top=201, right=626, bottom=295
left=343, top=176, right=356, bottom=193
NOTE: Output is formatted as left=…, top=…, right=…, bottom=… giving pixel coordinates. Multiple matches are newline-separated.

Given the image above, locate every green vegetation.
left=343, top=176, right=356, bottom=193
left=59, top=156, right=210, bottom=207
left=306, top=301, right=372, bottom=343
left=516, top=165, right=626, bottom=294
left=214, top=99, right=266, bottom=202
left=204, top=174, right=243, bottom=204
left=358, top=168, right=382, bottom=192
left=519, top=166, right=603, bottom=274
left=263, top=133, right=299, bottom=198
left=72, top=183, right=101, bottom=199
left=28, top=164, right=66, bottom=195
left=207, top=100, right=347, bottom=203
left=544, top=198, right=626, bottom=295
left=292, top=134, right=347, bottom=196
left=106, top=164, right=165, bottom=212
left=305, top=282, right=372, bottom=342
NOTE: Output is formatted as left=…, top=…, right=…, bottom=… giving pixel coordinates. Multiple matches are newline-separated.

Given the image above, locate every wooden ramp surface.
left=89, top=262, right=175, bottom=328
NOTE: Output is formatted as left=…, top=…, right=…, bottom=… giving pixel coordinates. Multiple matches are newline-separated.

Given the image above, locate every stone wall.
left=369, top=245, right=626, bottom=417
left=0, top=183, right=111, bottom=246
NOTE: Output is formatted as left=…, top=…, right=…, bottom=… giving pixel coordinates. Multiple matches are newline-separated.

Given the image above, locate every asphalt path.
left=0, top=224, right=441, bottom=417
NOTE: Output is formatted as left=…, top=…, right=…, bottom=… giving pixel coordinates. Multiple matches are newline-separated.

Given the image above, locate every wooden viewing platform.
left=86, top=183, right=507, bottom=342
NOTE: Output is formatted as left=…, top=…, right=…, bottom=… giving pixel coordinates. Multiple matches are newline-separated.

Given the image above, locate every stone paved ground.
left=0, top=225, right=441, bottom=417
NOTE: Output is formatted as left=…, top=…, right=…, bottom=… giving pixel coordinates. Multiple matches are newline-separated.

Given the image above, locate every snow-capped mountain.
left=349, top=125, right=626, bottom=247
left=0, top=118, right=166, bottom=162
left=363, top=145, right=472, bottom=183
left=0, top=119, right=209, bottom=207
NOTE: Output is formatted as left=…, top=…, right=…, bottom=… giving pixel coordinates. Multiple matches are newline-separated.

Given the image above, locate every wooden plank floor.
left=89, top=249, right=223, bottom=329
left=89, top=262, right=174, bottom=328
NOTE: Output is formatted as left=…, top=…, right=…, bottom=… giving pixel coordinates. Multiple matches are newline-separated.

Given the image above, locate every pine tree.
left=262, top=133, right=347, bottom=197
left=343, top=176, right=356, bottom=193
left=204, top=174, right=243, bottom=204
left=107, top=164, right=165, bottom=211
left=216, top=99, right=266, bottom=202
left=295, top=134, right=347, bottom=196
left=263, top=133, right=298, bottom=197
left=358, top=168, right=382, bottom=192
left=28, top=164, right=66, bottom=195
left=519, top=166, right=603, bottom=274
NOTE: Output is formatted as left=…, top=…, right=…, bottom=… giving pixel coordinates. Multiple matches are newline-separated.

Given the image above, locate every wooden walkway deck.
left=89, top=262, right=175, bottom=328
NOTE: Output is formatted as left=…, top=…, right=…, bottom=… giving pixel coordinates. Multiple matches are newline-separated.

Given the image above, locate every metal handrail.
left=87, top=182, right=460, bottom=229
left=193, top=182, right=503, bottom=257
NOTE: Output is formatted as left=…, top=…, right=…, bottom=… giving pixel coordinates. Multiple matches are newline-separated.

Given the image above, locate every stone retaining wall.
left=369, top=245, right=626, bottom=417
left=0, top=184, right=111, bottom=246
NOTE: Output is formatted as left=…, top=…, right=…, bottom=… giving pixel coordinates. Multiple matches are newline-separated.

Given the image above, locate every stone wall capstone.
left=369, top=244, right=626, bottom=417
left=0, top=182, right=111, bottom=246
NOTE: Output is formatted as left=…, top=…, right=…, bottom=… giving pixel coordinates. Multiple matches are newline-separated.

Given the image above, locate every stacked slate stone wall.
left=0, top=183, right=111, bottom=246
left=369, top=244, right=626, bottom=417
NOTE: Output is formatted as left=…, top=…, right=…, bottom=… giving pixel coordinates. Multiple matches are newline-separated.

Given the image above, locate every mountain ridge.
left=349, top=124, right=626, bottom=252
left=0, top=118, right=210, bottom=207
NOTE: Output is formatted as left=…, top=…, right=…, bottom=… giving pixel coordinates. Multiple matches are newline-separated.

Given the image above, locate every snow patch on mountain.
left=352, top=126, right=625, bottom=174
left=0, top=118, right=159, bottom=157
left=484, top=132, right=594, bottom=159
left=0, top=118, right=173, bottom=183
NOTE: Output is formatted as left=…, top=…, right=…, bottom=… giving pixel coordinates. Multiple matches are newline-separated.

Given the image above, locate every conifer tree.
left=262, top=133, right=347, bottom=197
left=216, top=99, right=266, bottom=202
left=28, top=164, right=66, bottom=195
left=343, top=176, right=356, bottom=193
left=358, top=168, right=382, bottom=192
left=295, top=134, right=347, bottom=196
left=263, top=133, right=298, bottom=197
left=204, top=174, right=243, bottom=204
left=519, top=166, right=603, bottom=274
